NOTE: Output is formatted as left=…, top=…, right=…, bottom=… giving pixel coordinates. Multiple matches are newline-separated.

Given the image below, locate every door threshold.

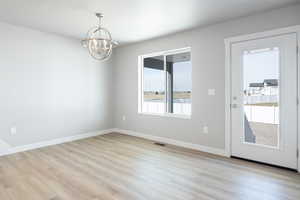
left=231, top=156, right=297, bottom=172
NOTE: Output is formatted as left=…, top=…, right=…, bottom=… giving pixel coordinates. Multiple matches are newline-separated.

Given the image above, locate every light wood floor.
left=0, top=133, right=300, bottom=200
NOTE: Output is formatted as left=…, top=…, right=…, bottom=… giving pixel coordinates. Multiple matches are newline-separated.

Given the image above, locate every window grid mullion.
left=164, top=54, right=168, bottom=113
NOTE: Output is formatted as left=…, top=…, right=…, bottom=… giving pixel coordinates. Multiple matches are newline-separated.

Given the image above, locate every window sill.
left=138, top=112, right=191, bottom=119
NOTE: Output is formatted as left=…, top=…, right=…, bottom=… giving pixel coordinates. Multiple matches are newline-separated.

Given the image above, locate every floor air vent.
left=154, top=142, right=166, bottom=146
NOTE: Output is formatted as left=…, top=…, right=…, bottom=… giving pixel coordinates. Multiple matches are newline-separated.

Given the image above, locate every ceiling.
left=0, top=0, right=299, bottom=45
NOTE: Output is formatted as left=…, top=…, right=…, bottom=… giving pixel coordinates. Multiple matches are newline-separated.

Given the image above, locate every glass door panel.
left=243, top=48, right=279, bottom=147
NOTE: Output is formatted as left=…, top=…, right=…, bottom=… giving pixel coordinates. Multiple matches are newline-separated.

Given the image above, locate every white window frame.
left=138, top=47, right=192, bottom=119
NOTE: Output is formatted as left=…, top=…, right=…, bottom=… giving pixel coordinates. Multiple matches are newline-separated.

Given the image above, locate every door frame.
left=224, top=25, right=300, bottom=172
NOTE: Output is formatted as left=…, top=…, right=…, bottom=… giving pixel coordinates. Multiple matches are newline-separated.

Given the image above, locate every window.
left=138, top=48, right=192, bottom=117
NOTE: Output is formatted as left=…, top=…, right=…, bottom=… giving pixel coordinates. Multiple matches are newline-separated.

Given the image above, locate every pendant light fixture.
left=81, top=13, right=118, bottom=61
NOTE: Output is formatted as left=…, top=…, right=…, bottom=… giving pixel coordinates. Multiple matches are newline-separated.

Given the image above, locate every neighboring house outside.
left=262, top=79, right=278, bottom=96
left=247, top=79, right=278, bottom=97
left=245, top=79, right=278, bottom=105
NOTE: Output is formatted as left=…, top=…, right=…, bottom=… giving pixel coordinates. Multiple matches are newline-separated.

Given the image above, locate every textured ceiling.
left=0, top=0, right=299, bottom=45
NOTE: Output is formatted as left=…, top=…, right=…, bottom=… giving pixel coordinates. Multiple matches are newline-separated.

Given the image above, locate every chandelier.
left=81, top=13, right=117, bottom=61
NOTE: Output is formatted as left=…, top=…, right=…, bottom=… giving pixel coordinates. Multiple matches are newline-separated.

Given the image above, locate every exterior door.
left=231, top=33, right=298, bottom=169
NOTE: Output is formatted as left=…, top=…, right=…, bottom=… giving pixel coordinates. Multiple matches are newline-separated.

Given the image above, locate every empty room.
left=1, top=0, right=300, bottom=199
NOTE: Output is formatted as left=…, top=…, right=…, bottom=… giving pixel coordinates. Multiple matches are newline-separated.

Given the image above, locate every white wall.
left=0, top=22, right=113, bottom=149
left=1, top=3, right=299, bottom=153
left=112, top=4, right=300, bottom=150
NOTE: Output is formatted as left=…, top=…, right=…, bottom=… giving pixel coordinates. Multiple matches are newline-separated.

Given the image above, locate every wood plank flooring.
left=0, top=132, right=300, bottom=200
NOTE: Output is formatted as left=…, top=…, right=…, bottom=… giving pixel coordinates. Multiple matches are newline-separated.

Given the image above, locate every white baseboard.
left=112, top=128, right=228, bottom=157
left=0, top=129, right=115, bottom=157
left=0, top=128, right=228, bottom=158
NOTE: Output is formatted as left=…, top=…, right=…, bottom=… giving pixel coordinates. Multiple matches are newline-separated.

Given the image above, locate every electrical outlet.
left=10, top=127, right=17, bottom=135
left=122, top=115, right=126, bottom=121
left=203, top=126, right=208, bottom=134
left=208, top=89, right=215, bottom=96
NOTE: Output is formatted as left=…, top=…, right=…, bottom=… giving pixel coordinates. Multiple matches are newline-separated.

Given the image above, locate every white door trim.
left=224, top=25, right=300, bottom=172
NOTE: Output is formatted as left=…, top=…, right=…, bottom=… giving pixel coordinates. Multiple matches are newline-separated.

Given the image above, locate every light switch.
left=203, top=126, right=209, bottom=134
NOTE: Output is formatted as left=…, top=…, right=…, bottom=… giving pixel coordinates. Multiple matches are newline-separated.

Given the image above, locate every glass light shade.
left=81, top=13, right=118, bottom=61
left=83, top=26, right=112, bottom=60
